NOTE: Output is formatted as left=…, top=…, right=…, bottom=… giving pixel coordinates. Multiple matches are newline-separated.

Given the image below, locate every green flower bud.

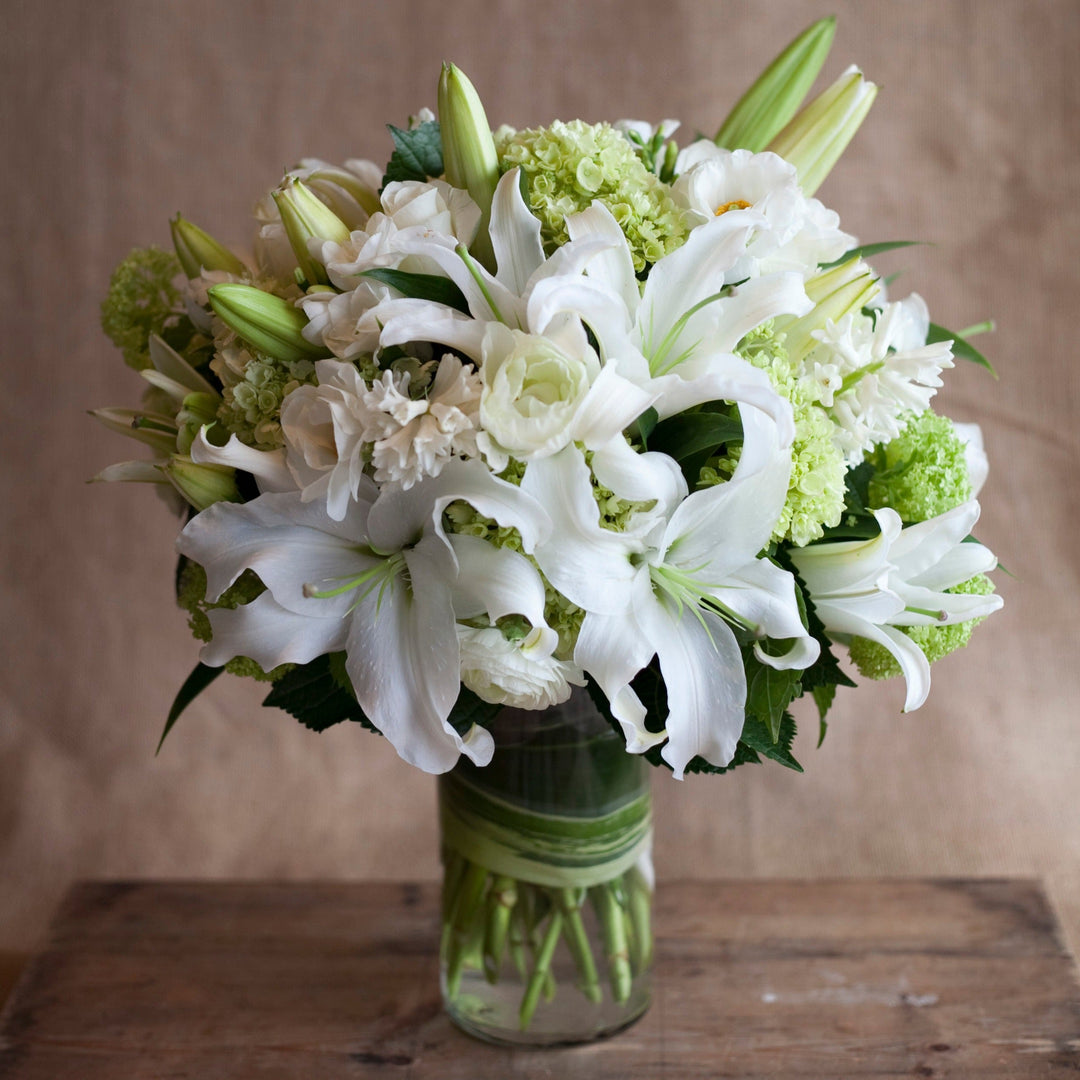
left=88, top=407, right=179, bottom=455
left=438, top=62, right=499, bottom=271
left=170, top=214, right=247, bottom=278
left=175, top=393, right=222, bottom=455
left=714, top=16, right=836, bottom=153
left=272, top=177, right=352, bottom=287
left=207, top=283, right=325, bottom=363
left=767, top=65, right=878, bottom=196
left=163, top=456, right=240, bottom=511
left=779, top=258, right=880, bottom=363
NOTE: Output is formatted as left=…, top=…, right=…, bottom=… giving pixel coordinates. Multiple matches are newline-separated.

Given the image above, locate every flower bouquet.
left=94, top=17, right=1003, bottom=1046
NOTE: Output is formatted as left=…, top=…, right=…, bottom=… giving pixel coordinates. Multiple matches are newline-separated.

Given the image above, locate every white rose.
left=478, top=324, right=599, bottom=470
left=458, top=626, right=586, bottom=710
left=380, top=179, right=480, bottom=244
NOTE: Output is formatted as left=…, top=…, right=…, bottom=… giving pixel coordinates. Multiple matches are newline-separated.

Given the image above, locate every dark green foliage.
left=382, top=121, right=444, bottom=187
left=157, top=662, right=223, bottom=753
left=361, top=267, right=470, bottom=313
left=927, top=322, right=997, bottom=376
left=263, top=654, right=380, bottom=734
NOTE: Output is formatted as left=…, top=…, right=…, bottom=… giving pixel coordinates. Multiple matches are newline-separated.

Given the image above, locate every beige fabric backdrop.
left=3, top=0, right=1078, bottom=958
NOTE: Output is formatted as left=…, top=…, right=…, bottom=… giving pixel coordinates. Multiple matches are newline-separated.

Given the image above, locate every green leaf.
left=157, top=662, right=223, bottom=754
left=739, top=711, right=803, bottom=771
left=635, top=406, right=658, bottom=447
left=820, top=240, right=924, bottom=269
left=382, top=121, right=444, bottom=187
left=812, top=684, right=836, bottom=747
left=445, top=686, right=502, bottom=737
left=649, top=411, right=742, bottom=463
left=360, top=268, right=470, bottom=314
left=746, top=658, right=802, bottom=743
left=262, top=654, right=380, bottom=734
left=927, top=321, right=998, bottom=377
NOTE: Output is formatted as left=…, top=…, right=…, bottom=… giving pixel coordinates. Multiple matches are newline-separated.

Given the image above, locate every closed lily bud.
left=170, top=214, right=247, bottom=278
left=438, top=62, right=498, bottom=271
left=714, top=16, right=836, bottom=153
left=767, top=65, right=878, bottom=196
left=207, top=283, right=325, bottom=363
left=780, top=258, right=880, bottom=363
left=272, top=177, right=351, bottom=287
left=163, top=456, right=240, bottom=511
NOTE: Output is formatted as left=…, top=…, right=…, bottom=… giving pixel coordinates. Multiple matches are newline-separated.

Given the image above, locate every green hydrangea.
left=701, top=323, right=846, bottom=546
left=496, top=120, right=689, bottom=271
left=176, top=559, right=293, bottom=682
left=848, top=573, right=997, bottom=680
left=216, top=354, right=317, bottom=448
left=866, top=409, right=972, bottom=523
left=100, top=246, right=198, bottom=370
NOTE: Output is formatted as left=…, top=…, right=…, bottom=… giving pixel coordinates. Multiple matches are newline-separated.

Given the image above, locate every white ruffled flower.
left=477, top=323, right=598, bottom=470
left=789, top=502, right=1002, bottom=711
left=672, top=146, right=853, bottom=276
left=298, top=281, right=392, bottom=360
left=281, top=355, right=481, bottom=517
left=458, top=625, right=586, bottom=709
left=316, top=180, right=481, bottom=291
left=810, top=293, right=954, bottom=465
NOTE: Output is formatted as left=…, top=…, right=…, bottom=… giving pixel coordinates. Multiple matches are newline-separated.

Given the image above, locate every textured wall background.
left=3, top=0, right=1078, bottom=960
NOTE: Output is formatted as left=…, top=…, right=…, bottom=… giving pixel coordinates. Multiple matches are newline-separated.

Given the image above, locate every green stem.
left=483, top=875, right=518, bottom=984
left=593, top=882, right=633, bottom=1003
left=445, top=861, right=489, bottom=1000
left=556, top=887, right=603, bottom=1003
left=626, top=867, right=653, bottom=970
left=519, top=910, right=564, bottom=1030
left=441, top=848, right=465, bottom=923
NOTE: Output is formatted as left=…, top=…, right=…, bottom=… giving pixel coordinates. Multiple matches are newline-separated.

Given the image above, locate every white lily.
left=788, top=501, right=1003, bottom=711
left=176, top=458, right=551, bottom=774
left=559, top=201, right=812, bottom=436
left=522, top=408, right=819, bottom=779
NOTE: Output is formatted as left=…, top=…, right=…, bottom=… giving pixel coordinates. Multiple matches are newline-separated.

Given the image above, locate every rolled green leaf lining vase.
left=438, top=689, right=654, bottom=1046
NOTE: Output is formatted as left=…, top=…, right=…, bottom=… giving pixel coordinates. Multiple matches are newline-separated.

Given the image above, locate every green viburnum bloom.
left=866, top=409, right=973, bottom=523
left=216, top=354, right=317, bottom=449
left=849, top=573, right=997, bottom=680
left=496, top=120, right=689, bottom=271
left=101, top=247, right=197, bottom=370
left=702, top=321, right=845, bottom=547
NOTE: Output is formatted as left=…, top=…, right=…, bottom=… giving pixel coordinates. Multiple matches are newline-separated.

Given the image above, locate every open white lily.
left=558, top=201, right=813, bottom=436
left=789, top=501, right=1003, bottom=711
left=522, top=408, right=819, bottom=778
left=177, top=458, right=551, bottom=773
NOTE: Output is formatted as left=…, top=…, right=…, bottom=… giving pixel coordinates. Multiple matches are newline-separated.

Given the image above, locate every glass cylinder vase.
left=438, top=688, right=654, bottom=1046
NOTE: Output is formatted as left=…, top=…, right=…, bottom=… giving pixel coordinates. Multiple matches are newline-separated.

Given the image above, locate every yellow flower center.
left=714, top=199, right=753, bottom=216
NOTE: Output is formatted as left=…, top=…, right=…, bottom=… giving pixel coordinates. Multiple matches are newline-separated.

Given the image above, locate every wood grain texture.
left=0, top=879, right=1078, bottom=1078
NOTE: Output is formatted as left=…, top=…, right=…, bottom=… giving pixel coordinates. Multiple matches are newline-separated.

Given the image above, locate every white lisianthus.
left=299, top=280, right=392, bottom=360
left=315, top=180, right=481, bottom=291
left=458, top=625, right=586, bottom=709
left=672, top=146, right=853, bottom=276
left=477, top=324, right=597, bottom=470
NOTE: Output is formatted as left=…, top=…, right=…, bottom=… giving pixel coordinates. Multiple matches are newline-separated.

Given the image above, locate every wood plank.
left=0, top=879, right=1078, bottom=1078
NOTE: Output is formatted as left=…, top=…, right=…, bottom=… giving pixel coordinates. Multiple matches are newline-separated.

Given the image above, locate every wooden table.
left=1, top=880, right=1078, bottom=1077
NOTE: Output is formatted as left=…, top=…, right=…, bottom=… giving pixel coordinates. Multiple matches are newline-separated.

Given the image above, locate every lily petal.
left=854, top=620, right=932, bottom=712
left=202, top=591, right=348, bottom=670
left=346, top=535, right=493, bottom=773
left=566, top=202, right=641, bottom=320
left=448, top=533, right=549, bottom=627
left=522, top=447, right=640, bottom=614
left=190, top=429, right=295, bottom=493
left=637, top=594, right=747, bottom=779
left=490, top=168, right=546, bottom=296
